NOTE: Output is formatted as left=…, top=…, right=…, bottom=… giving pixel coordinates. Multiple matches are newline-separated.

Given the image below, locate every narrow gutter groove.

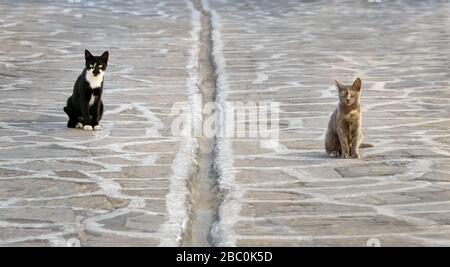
left=181, top=0, right=220, bottom=247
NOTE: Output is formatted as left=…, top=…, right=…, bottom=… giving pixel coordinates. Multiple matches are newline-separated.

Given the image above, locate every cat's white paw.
left=75, top=122, right=84, bottom=129
left=83, top=125, right=93, bottom=131
left=329, top=151, right=340, bottom=158
left=93, top=125, right=102, bottom=131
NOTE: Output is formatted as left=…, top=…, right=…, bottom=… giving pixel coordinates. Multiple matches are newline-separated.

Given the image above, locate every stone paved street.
left=0, top=0, right=199, bottom=246
left=1, top=0, right=450, bottom=247
left=207, top=0, right=450, bottom=246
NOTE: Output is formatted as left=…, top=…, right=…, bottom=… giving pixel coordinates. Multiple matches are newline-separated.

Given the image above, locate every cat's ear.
left=335, top=80, right=344, bottom=90
left=352, top=77, right=362, bottom=91
left=100, top=51, right=109, bottom=62
left=85, top=49, right=93, bottom=60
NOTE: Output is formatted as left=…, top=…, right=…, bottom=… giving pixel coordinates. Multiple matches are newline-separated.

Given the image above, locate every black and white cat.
left=64, top=50, right=108, bottom=131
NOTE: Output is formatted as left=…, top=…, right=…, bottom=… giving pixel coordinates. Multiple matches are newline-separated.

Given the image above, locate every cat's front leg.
left=337, top=127, right=350, bottom=159
left=90, top=100, right=103, bottom=131
left=80, top=98, right=92, bottom=131
left=350, top=125, right=361, bottom=159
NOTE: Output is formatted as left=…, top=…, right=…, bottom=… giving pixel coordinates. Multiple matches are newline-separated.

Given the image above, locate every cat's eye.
left=89, top=64, right=94, bottom=68
left=99, top=65, right=103, bottom=68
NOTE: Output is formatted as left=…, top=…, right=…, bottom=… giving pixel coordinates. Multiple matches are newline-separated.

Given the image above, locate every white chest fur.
left=85, top=70, right=104, bottom=89
left=89, top=94, right=97, bottom=107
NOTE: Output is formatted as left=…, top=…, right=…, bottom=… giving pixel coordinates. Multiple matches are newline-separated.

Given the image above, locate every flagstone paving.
left=207, top=0, right=450, bottom=246
left=0, top=0, right=198, bottom=246
left=1, top=0, right=449, bottom=247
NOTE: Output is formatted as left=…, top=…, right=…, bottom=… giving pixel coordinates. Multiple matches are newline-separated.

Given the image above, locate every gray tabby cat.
left=325, top=77, right=372, bottom=159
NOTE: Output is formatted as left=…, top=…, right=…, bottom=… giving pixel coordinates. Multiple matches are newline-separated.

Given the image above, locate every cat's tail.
left=360, top=143, right=374, bottom=149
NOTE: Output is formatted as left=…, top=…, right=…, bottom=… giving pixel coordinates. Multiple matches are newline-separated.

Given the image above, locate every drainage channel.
left=181, top=0, right=219, bottom=247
